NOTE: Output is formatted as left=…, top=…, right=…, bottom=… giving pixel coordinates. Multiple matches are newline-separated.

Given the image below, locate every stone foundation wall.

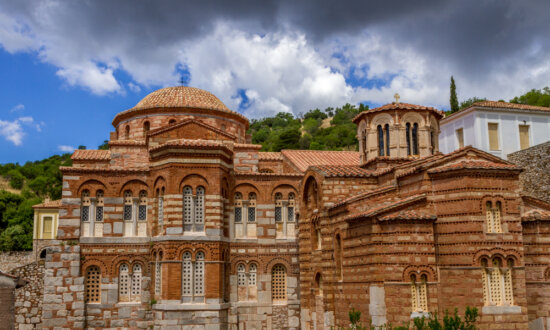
left=0, top=252, right=34, bottom=273
left=11, top=261, right=45, bottom=329
left=508, top=141, right=550, bottom=203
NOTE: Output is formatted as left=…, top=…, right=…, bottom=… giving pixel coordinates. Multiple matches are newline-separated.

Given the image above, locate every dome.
left=133, top=86, right=230, bottom=112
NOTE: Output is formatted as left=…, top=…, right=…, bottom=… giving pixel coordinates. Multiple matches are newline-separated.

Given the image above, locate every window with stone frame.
left=96, top=190, right=104, bottom=222
left=119, top=263, right=130, bottom=302
left=131, top=263, right=142, bottom=302
left=138, top=190, right=147, bottom=221
left=271, top=264, right=287, bottom=303
left=486, top=201, right=503, bottom=233
left=182, top=186, right=205, bottom=232
left=181, top=251, right=205, bottom=303
left=233, top=191, right=257, bottom=238
left=155, top=251, right=163, bottom=297
left=85, top=266, right=101, bottom=303
left=123, top=190, right=133, bottom=221
left=361, top=128, right=367, bottom=160
left=335, top=234, right=343, bottom=281
left=275, top=192, right=297, bottom=238
left=410, top=274, right=428, bottom=313
left=406, top=122, right=420, bottom=156
left=236, top=262, right=258, bottom=301
left=81, top=189, right=100, bottom=237
left=481, top=257, right=514, bottom=306
left=156, top=187, right=165, bottom=232
left=81, top=190, right=91, bottom=222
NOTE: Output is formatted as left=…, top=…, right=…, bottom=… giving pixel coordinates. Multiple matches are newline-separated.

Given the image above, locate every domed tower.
left=111, top=86, right=249, bottom=143
left=353, top=100, right=444, bottom=166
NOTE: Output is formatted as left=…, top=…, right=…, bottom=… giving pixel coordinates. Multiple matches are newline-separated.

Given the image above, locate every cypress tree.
left=450, top=76, right=459, bottom=113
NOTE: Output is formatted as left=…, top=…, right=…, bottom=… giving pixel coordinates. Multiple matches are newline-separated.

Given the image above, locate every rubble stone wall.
left=508, top=140, right=550, bottom=203
left=10, top=261, right=45, bottom=330
left=0, top=252, right=34, bottom=273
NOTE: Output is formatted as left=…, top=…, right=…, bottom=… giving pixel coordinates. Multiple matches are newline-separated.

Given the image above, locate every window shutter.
left=488, top=123, right=499, bottom=150
left=519, top=125, right=530, bottom=150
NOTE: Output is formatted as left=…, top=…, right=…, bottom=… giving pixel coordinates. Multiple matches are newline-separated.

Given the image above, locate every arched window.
left=430, top=128, right=437, bottom=154
left=486, top=201, right=502, bottom=233
left=378, top=125, right=384, bottom=156
left=123, top=190, right=134, bottom=237
left=183, top=186, right=193, bottom=228
left=406, top=123, right=411, bottom=155
left=335, top=234, right=343, bottom=281
left=412, top=123, right=419, bottom=155
left=315, top=273, right=323, bottom=296
left=155, top=251, right=162, bottom=297
left=274, top=192, right=297, bottom=238
left=249, top=263, right=257, bottom=287
left=272, top=264, right=287, bottom=302
left=361, top=129, right=367, bottom=159
left=385, top=124, right=390, bottom=156
left=234, top=191, right=257, bottom=238
left=234, top=192, right=243, bottom=224
left=143, top=121, right=150, bottom=135
left=195, top=186, right=205, bottom=226
left=123, top=190, right=133, bottom=221
left=138, top=190, right=147, bottom=221
left=119, top=263, right=130, bottom=302
left=248, top=192, right=256, bottom=223
left=131, top=264, right=142, bottom=302
left=125, top=125, right=130, bottom=140
left=182, top=252, right=193, bottom=298
left=194, top=252, right=205, bottom=296
left=481, top=257, right=514, bottom=306
left=81, top=190, right=90, bottom=222
left=410, top=274, right=428, bottom=313
left=96, top=190, right=104, bottom=222
left=156, top=187, right=164, bottom=231
left=85, top=266, right=101, bottom=303
left=237, top=263, right=247, bottom=286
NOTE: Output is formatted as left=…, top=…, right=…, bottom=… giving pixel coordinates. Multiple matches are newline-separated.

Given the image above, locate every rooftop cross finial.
left=394, top=93, right=400, bottom=104
left=179, top=76, right=185, bottom=86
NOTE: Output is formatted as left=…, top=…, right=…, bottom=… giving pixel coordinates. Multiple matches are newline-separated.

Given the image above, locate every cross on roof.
left=394, top=93, right=400, bottom=104
left=179, top=76, right=185, bottom=86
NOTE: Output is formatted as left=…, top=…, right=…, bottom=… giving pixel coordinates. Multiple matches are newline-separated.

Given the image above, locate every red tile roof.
left=522, top=209, right=550, bottom=221
left=281, top=150, right=360, bottom=172
left=443, top=101, right=550, bottom=121
left=353, top=103, right=444, bottom=123
left=147, top=119, right=236, bottom=140
left=428, top=160, right=520, bottom=174
left=71, top=150, right=110, bottom=161
left=109, top=140, right=147, bottom=146
left=33, top=199, right=62, bottom=209
left=149, top=139, right=232, bottom=153
left=259, top=152, right=283, bottom=161
left=234, top=171, right=302, bottom=177
left=309, top=165, right=373, bottom=177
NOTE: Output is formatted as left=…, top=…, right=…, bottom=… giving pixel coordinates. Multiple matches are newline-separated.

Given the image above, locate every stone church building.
left=34, top=86, right=550, bottom=329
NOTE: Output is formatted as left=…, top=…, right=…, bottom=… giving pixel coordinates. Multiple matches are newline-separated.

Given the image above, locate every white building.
left=439, top=101, right=550, bottom=159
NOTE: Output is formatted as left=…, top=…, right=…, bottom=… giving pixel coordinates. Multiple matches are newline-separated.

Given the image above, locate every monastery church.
left=27, top=86, right=550, bottom=329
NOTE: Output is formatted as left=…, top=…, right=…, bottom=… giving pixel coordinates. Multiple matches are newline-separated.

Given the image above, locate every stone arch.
left=370, top=113, right=393, bottom=129
left=119, top=179, right=149, bottom=196
left=82, top=258, right=108, bottom=276
left=110, top=255, right=149, bottom=275
left=264, top=257, right=292, bottom=274
left=403, top=265, right=437, bottom=282
left=153, top=176, right=167, bottom=189
left=473, top=248, right=521, bottom=266
left=302, top=175, right=319, bottom=211
left=234, top=183, right=261, bottom=201
left=401, top=112, right=425, bottom=127
left=179, top=174, right=209, bottom=192
left=77, top=179, right=107, bottom=196
left=175, top=244, right=213, bottom=260
left=270, top=184, right=298, bottom=200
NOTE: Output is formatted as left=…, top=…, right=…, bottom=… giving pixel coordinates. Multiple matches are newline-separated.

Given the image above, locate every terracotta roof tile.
left=281, top=150, right=360, bottom=172
left=33, top=199, right=62, bottom=209
left=428, top=160, right=520, bottom=174
left=234, top=143, right=262, bottom=150
left=522, top=209, right=550, bottom=221
left=147, top=119, right=236, bottom=140
left=149, top=139, right=232, bottom=153
left=309, top=165, right=373, bottom=177
left=259, top=152, right=283, bottom=161
left=113, top=86, right=248, bottom=125
left=71, top=150, right=110, bottom=161
left=354, top=103, right=444, bottom=123
left=109, top=140, right=147, bottom=146
left=234, top=171, right=302, bottom=177
left=60, top=166, right=149, bottom=173
left=443, top=101, right=550, bottom=121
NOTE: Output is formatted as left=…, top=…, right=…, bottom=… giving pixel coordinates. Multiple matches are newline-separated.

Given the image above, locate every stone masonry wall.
left=10, top=261, right=45, bottom=329
left=508, top=140, right=550, bottom=203
left=0, top=252, right=34, bottom=273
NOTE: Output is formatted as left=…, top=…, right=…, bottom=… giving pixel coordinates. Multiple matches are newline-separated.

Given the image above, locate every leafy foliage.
left=248, top=103, right=365, bottom=151
left=459, top=97, right=487, bottom=111
left=510, top=87, right=550, bottom=107
left=450, top=76, right=459, bottom=113
left=0, top=154, right=72, bottom=251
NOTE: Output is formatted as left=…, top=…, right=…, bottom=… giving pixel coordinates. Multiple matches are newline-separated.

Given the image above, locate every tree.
left=460, top=97, right=487, bottom=110
left=98, top=140, right=109, bottom=150
left=510, top=87, right=550, bottom=107
left=78, top=145, right=86, bottom=150
left=450, top=76, right=459, bottom=113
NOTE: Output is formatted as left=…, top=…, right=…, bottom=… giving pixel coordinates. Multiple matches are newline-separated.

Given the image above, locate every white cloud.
left=128, top=82, right=141, bottom=93
left=0, top=116, right=39, bottom=146
left=10, top=104, right=24, bottom=113
left=56, top=62, right=122, bottom=95
left=58, top=145, right=75, bottom=152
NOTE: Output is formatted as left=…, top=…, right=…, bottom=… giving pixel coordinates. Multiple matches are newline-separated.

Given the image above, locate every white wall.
left=440, top=110, right=550, bottom=159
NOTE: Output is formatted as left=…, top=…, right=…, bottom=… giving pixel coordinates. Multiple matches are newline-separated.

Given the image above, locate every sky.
left=0, top=0, right=549, bottom=163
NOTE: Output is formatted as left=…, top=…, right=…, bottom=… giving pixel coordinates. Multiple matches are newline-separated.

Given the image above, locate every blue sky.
left=1, top=1, right=549, bottom=163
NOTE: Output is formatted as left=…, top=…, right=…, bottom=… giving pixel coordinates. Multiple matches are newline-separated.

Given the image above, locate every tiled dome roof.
left=133, top=86, right=230, bottom=111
